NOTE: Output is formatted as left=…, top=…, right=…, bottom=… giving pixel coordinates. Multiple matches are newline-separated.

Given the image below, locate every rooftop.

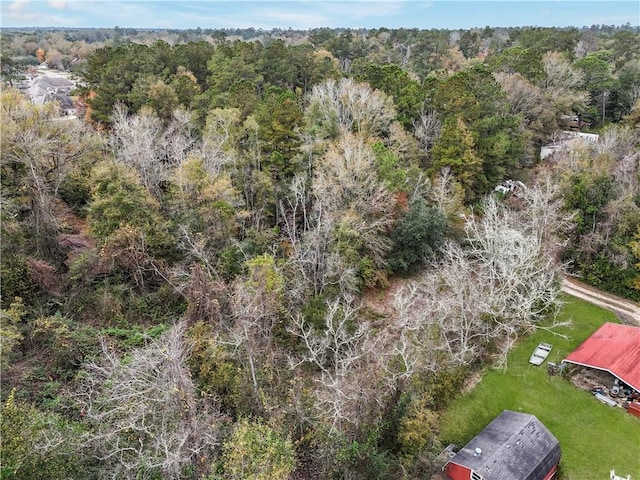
left=446, top=410, right=560, bottom=480
left=564, top=322, right=640, bottom=393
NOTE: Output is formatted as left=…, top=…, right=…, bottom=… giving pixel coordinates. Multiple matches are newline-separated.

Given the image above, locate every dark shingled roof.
left=447, top=410, right=560, bottom=480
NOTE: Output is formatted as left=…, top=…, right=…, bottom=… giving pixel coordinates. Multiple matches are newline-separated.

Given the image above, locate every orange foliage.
left=395, top=191, right=409, bottom=213
left=83, top=90, right=96, bottom=124
left=36, top=47, right=45, bottom=63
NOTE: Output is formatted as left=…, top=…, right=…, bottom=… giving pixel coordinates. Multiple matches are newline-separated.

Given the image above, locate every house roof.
left=564, top=322, right=640, bottom=392
left=29, top=75, right=74, bottom=89
left=446, top=411, right=560, bottom=480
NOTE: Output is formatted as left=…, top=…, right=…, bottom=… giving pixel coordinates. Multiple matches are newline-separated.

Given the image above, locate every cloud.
left=48, top=0, right=68, bottom=8
left=7, top=0, right=29, bottom=13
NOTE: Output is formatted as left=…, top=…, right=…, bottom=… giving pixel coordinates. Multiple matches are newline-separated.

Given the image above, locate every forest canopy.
left=1, top=24, right=639, bottom=479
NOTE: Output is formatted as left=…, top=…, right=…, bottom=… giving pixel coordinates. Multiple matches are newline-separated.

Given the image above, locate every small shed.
left=443, top=410, right=560, bottom=480
left=563, top=322, right=640, bottom=394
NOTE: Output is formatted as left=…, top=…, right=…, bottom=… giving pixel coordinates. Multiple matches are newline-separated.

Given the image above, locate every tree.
left=170, top=158, right=242, bottom=269
left=170, top=66, right=202, bottom=109
left=287, top=298, right=385, bottom=437
left=574, top=50, right=615, bottom=124
left=388, top=197, right=448, bottom=275
left=325, top=30, right=369, bottom=73
left=393, top=191, right=569, bottom=369
left=206, top=40, right=263, bottom=114
left=259, top=39, right=297, bottom=90
left=304, top=77, right=396, bottom=141
left=146, top=80, right=180, bottom=121
left=459, top=29, right=482, bottom=59
left=430, top=66, right=526, bottom=197
left=305, top=134, right=396, bottom=292
left=610, top=29, right=640, bottom=69
left=0, top=54, right=26, bottom=86
left=75, top=321, right=221, bottom=479
left=554, top=126, right=640, bottom=299
left=541, top=51, right=589, bottom=114
left=254, top=89, right=303, bottom=180
left=564, top=171, right=615, bottom=236
left=489, top=46, right=543, bottom=81
left=514, top=27, right=580, bottom=60
left=1, top=88, right=103, bottom=263
left=172, top=40, right=216, bottom=87
left=355, top=63, right=425, bottom=128
left=630, top=225, right=640, bottom=290
left=413, top=108, right=442, bottom=157
left=87, top=160, right=175, bottom=263
left=225, top=253, right=287, bottom=411
left=201, top=107, right=246, bottom=174
left=0, top=298, right=25, bottom=370
left=430, top=116, right=484, bottom=201
left=615, top=59, right=640, bottom=116
left=109, top=105, right=197, bottom=196
left=80, top=41, right=183, bottom=123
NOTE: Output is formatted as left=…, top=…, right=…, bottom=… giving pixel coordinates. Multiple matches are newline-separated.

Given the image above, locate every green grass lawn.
left=438, top=295, right=640, bottom=480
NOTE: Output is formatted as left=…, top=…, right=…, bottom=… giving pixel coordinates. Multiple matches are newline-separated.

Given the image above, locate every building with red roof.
left=563, top=322, right=640, bottom=393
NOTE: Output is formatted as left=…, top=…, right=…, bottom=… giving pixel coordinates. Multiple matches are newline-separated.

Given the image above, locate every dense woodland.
left=1, top=25, right=640, bottom=479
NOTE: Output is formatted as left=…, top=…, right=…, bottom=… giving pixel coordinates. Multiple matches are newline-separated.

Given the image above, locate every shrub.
left=1, top=389, right=84, bottom=480
left=220, top=419, right=296, bottom=480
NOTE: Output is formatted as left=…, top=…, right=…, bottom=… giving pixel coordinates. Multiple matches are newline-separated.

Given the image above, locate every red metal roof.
left=564, top=322, right=640, bottom=392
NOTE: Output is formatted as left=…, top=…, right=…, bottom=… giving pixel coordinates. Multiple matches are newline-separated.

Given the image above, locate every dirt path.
left=561, top=276, right=640, bottom=325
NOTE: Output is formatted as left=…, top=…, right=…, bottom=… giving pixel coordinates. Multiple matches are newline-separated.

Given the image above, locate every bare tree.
left=287, top=298, right=387, bottom=437
left=200, top=107, right=246, bottom=175
left=413, top=108, right=442, bottom=155
left=392, top=193, right=570, bottom=369
left=286, top=134, right=395, bottom=296
left=305, top=78, right=396, bottom=141
left=228, top=260, right=282, bottom=399
left=595, top=126, right=640, bottom=193
left=313, top=135, right=395, bottom=266
left=280, top=172, right=312, bottom=250
left=494, top=72, right=543, bottom=117
left=542, top=52, right=585, bottom=95
left=394, top=41, right=418, bottom=68
left=428, top=166, right=465, bottom=220
left=75, top=321, right=221, bottom=479
left=160, top=108, right=198, bottom=168
left=110, top=105, right=198, bottom=197
left=212, top=254, right=296, bottom=418
left=287, top=292, right=448, bottom=442
left=389, top=239, right=501, bottom=367
left=541, top=52, right=589, bottom=114
left=110, top=104, right=165, bottom=196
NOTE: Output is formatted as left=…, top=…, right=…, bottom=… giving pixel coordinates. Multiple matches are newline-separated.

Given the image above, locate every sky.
left=1, top=0, right=639, bottom=30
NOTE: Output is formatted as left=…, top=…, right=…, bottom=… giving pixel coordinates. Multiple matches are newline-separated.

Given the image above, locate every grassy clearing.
left=438, top=295, right=640, bottom=480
